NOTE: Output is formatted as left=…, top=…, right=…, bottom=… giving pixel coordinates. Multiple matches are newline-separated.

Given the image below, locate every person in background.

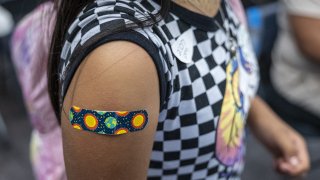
left=271, top=0, right=320, bottom=136
left=10, top=1, right=66, bottom=179
left=269, top=0, right=320, bottom=178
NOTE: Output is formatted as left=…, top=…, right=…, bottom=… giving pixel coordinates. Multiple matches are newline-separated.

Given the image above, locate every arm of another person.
left=61, top=41, right=160, bottom=179
left=289, top=15, right=320, bottom=64
left=247, top=96, right=309, bottom=177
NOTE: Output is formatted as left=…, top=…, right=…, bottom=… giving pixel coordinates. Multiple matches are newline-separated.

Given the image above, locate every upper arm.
left=289, top=15, right=320, bottom=63
left=284, top=0, right=320, bottom=63
left=61, top=41, right=160, bottom=179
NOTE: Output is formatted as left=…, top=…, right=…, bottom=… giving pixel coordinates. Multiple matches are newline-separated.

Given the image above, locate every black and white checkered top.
left=59, top=0, right=259, bottom=179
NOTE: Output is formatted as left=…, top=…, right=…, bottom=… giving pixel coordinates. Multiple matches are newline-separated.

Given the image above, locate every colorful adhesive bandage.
left=69, top=106, right=148, bottom=135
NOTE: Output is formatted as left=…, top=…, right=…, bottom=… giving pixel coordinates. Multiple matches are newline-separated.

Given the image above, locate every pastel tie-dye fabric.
left=11, top=2, right=66, bottom=180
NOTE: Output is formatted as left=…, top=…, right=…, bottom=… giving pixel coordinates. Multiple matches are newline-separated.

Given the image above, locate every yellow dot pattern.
left=131, top=114, right=145, bottom=128
left=73, top=124, right=82, bottom=130
left=84, top=114, right=98, bottom=130
left=115, top=128, right=129, bottom=135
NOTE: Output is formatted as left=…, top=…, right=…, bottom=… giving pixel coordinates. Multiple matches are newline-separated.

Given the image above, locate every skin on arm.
left=289, top=15, right=320, bottom=64
left=247, top=96, right=310, bottom=177
left=61, top=41, right=160, bottom=179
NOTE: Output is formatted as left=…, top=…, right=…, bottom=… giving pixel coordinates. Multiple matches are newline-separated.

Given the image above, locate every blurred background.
left=0, top=0, right=319, bottom=179
left=0, top=0, right=40, bottom=179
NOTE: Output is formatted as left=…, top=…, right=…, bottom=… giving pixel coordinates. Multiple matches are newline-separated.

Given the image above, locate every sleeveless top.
left=59, top=0, right=259, bottom=179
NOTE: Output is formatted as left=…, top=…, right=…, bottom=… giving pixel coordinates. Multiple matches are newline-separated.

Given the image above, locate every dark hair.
left=48, top=0, right=170, bottom=120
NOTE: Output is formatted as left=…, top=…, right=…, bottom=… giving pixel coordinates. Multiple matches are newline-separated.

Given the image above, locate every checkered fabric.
left=59, top=0, right=259, bottom=179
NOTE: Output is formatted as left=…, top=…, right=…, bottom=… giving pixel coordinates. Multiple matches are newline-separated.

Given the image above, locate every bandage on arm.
left=69, top=106, right=149, bottom=135
left=61, top=41, right=160, bottom=179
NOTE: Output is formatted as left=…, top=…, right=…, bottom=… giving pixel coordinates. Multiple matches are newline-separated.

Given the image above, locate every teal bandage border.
left=69, top=106, right=148, bottom=135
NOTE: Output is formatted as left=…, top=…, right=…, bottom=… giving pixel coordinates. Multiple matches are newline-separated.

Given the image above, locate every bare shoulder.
left=63, top=40, right=161, bottom=111
left=61, top=41, right=161, bottom=179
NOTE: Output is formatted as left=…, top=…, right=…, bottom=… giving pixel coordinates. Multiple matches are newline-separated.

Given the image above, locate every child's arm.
left=248, top=96, right=310, bottom=177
